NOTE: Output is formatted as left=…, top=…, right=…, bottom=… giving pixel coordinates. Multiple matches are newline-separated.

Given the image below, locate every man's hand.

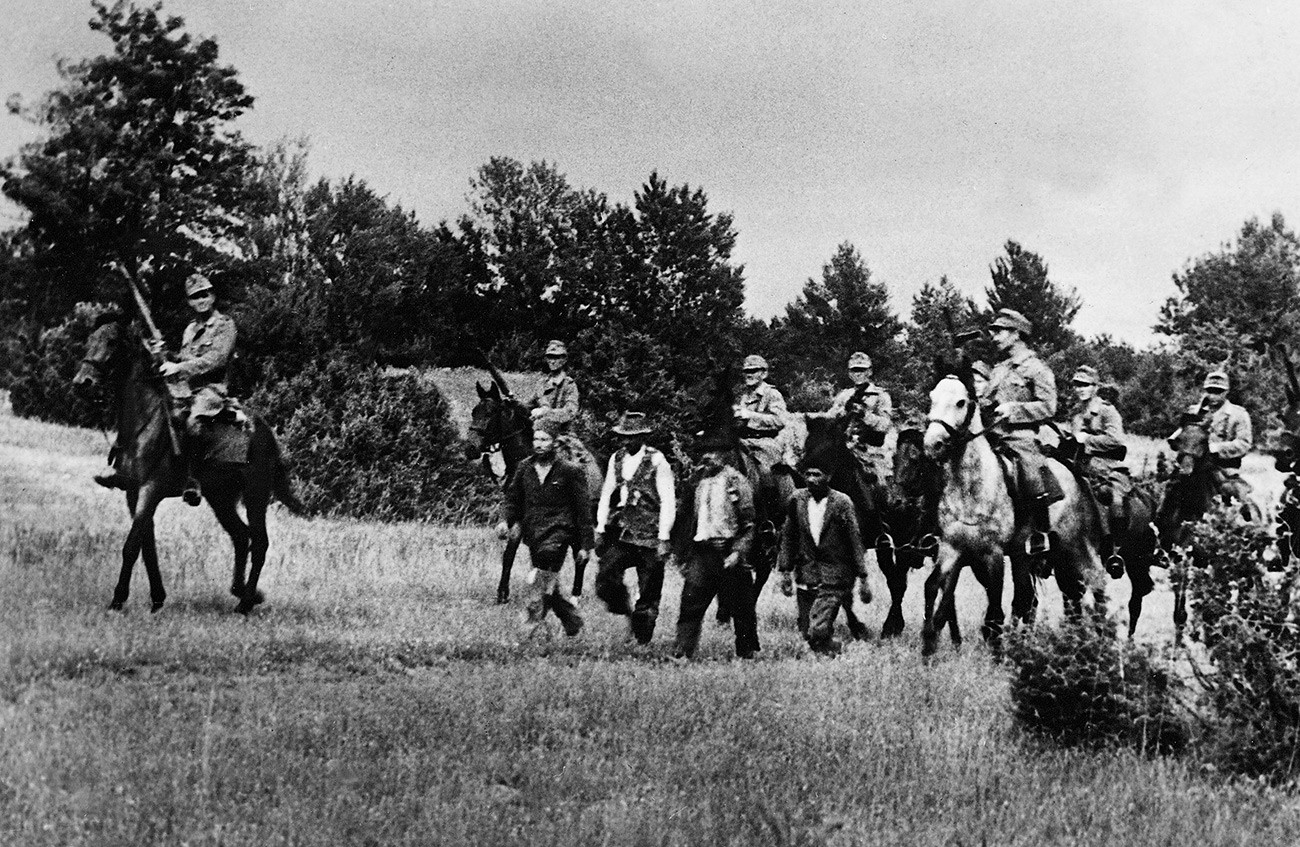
left=722, top=551, right=741, bottom=569
left=733, top=406, right=751, bottom=421
left=575, top=548, right=590, bottom=567
left=857, top=576, right=873, bottom=605
left=778, top=571, right=794, bottom=597
left=530, top=408, right=545, bottom=420
left=144, top=339, right=164, bottom=357
left=158, top=361, right=182, bottom=378
left=993, top=402, right=1014, bottom=423
left=507, top=523, right=523, bottom=543
left=656, top=540, right=672, bottom=562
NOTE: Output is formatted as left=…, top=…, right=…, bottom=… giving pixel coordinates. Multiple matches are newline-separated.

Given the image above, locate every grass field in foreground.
left=2, top=403, right=1298, bottom=846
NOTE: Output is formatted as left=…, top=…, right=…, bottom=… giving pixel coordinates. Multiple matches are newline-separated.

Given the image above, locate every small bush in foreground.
left=1189, top=506, right=1300, bottom=783
left=1005, top=611, right=1188, bottom=755
left=251, top=355, right=496, bottom=522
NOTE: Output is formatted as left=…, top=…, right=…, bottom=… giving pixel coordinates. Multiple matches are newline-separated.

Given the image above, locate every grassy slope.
left=2, top=405, right=1298, bottom=846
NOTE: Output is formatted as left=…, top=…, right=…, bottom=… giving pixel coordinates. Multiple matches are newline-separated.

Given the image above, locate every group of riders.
left=89, top=275, right=1257, bottom=655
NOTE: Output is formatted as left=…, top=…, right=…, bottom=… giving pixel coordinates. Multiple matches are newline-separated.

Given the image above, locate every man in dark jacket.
left=777, top=453, right=872, bottom=655
left=671, top=433, right=757, bottom=660
left=503, top=422, right=594, bottom=636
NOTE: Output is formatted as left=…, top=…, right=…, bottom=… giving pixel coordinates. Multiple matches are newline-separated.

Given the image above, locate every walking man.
left=503, top=421, right=593, bottom=637
left=671, top=433, right=758, bottom=660
left=595, top=412, right=676, bottom=644
left=777, top=453, right=872, bottom=656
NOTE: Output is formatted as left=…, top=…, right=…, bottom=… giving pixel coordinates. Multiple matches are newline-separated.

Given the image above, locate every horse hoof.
left=236, top=599, right=255, bottom=615
left=250, top=589, right=265, bottom=606
left=150, top=601, right=165, bottom=614
left=230, top=583, right=245, bottom=598
left=108, top=599, right=126, bottom=612
left=495, top=589, right=510, bottom=605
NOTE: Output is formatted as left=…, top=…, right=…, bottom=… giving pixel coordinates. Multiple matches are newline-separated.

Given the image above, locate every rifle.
left=110, top=261, right=182, bottom=455
left=474, top=347, right=516, bottom=401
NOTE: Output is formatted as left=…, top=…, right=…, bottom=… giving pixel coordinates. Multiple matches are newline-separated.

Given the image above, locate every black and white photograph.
left=4, top=1, right=1300, bottom=844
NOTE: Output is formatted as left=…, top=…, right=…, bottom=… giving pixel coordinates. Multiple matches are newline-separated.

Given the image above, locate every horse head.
left=465, top=380, right=528, bottom=460
left=72, top=315, right=129, bottom=396
left=923, top=372, right=981, bottom=461
left=892, top=428, right=934, bottom=497
left=1163, top=413, right=1216, bottom=520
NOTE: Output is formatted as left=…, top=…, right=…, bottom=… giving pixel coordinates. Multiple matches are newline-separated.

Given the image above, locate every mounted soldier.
left=94, top=272, right=240, bottom=506
left=1174, top=370, right=1260, bottom=518
left=981, top=308, right=1060, bottom=559
left=806, top=351, right=894, bottom=484
left=1068, top=365, right=1128, bottom=573
left=525, top=339, right=599, bottom=484
left=734, top=354, right=793, bottom=509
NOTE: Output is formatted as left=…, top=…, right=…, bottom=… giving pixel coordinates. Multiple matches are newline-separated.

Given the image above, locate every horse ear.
left=476, top=381, right=488, bottom=399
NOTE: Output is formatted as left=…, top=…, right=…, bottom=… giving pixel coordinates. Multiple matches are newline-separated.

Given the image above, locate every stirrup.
left=182, top=481, right=202, bottom=507
left=874, top=532, right=895, bottom=550
left=1025, top=531, right=1051, bottom=556
left=1105, top=553, right=1125, bottom=579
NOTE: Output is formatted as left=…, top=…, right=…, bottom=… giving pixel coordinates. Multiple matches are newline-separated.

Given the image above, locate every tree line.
left=4, top=2, right=1300, bottom=513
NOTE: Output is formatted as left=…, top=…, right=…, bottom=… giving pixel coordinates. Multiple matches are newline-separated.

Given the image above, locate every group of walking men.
left=502, top=308, right=1257, bottom=658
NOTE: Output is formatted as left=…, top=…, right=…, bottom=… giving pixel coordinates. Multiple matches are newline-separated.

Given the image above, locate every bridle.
left=926, top=374, right=985, bottom=457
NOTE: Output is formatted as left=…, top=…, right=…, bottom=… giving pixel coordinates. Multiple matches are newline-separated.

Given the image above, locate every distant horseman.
left=1068, top=365, right=1128, bottom=573
left=734, top=354, right=793, bottom=508
left=806, top=351, right=894, bottom=483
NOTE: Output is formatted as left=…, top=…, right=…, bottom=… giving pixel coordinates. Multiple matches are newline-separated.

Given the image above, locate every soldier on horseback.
left=94, top=272, right=239, bottom=506
left=982, top=308, right=1059, bottom=559
left=525, top=339, right=598, bottom=482
left=1068, top=365, right=1129, bottom=572
left=807, top=351, right=894, bottom=484
left=734, top=354, right=793, bottom=509
left=1177, top=370, right=1259, bottom=517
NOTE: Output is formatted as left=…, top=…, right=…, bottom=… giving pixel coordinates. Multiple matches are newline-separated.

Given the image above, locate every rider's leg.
left=182, top=413, right=205, bottom=506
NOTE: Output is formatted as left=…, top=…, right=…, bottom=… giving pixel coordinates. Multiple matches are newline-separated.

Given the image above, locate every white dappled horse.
left=922, top=373, right=1105, bottom=656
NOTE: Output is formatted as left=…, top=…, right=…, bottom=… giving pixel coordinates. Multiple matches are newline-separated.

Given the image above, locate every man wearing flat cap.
left=983, top=308, right=1059, bottom=559
left=595, top=411, right=677, bottom=644
left=735, top=354, right=792, bottom=507
left=1070, top=365, right=1128, bottom=571
left=670, top=431, right=758, bottom=660
left=776, top=451, right=872, bottom=656
left=808, top=351, right=894, bottom=483
left=96, top=272, right=237, bottom=505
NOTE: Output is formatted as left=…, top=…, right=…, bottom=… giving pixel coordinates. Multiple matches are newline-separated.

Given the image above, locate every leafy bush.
left=1005, top=611, right=1188, bottom=755
left=1188, top=506, right=1300, bottom=783
left=8, top=302, right=112, bottom=428
left=250, top=356, right=497, bottom=522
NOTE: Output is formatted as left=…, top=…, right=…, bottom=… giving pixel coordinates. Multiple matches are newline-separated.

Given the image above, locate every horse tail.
left=256, top=417, right=306, bottom=515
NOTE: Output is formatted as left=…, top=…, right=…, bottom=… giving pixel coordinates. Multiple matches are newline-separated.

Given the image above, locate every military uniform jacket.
left=503, top=457, right=594, bottom=553
left=173, top=310, right=236, bottom=390
left=527, top=372, right=580, bottom=430
left=985, top=347, right=1057, bottom=429
left=1072, top=396, right=1125, bottom=474
left=1207, top=400, right=1252, bottom=465
left=777, top=489, right=868, bottom=590
left=737, top=382, right=787, bottom=438
left=827, top=383, right=893, bottom=446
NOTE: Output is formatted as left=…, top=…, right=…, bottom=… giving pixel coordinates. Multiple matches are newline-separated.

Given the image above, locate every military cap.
left=1071, top=366, right=1100, bottom=386
left=970, top=359, right=991, bottom=380
left=847, top=351, right=872, bottom=369
left=1203, top=371, right=1230, bottom=391
left=544, top=340, right=568, bottom=357
left=612, top=411, right=653, bottom=436
left=989, top=308, right=1032, bottom=335
left=184, top=273, right=213, bottom=297
left=742, top=354, right=769, bottom=371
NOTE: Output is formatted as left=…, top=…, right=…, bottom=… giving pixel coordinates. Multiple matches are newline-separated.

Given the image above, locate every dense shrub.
left=250, top=356, right=496, bottom=522
left=1188, top=506, right=1300, bottom=783
left=1005, top=611, right=1188, bottom=755
left=8, top=302, right=112, bottom=428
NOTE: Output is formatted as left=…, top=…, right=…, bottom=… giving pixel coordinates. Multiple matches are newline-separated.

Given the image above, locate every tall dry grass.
left=3, top=403, right=1299, bottom=845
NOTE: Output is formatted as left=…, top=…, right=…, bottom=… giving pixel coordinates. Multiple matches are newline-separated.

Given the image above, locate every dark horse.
left=799, top=418, right=943, bottom=638
left=1270, top=344, right=1300, bottom=569
left=463, top=375, right=601, bottom=603
left=73, top=317, right=301, bottom=613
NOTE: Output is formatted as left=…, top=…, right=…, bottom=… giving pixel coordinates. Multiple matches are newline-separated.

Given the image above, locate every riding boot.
left=1025, top=499, right=1052, bottom=578
left=93, top=446, right=128, bottom=489
left=181, top=427, right=202, bottom=507
left=1103, top=491, right=1126, bottom=578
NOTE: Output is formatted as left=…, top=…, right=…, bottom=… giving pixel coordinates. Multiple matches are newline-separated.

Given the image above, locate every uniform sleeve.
left=568, top=465, right=594, bottom=549
left=859, top=389, right=893, bottom=434
left=815, top=389, right=852, bottom=421
left=1004, top=360, right=1057, bottom=424
left=746, top=386, right=788, bottom=432
left=171, top=316, right=236, bottom=381
left=1082, top=404, right=1125, bottom=453
left=730, top=471, right=756, bottom=559
left=595, top=454, right=618, bottom=534
left=536, top=377, right=579, bottom=426
left=1213, top=409, right=1252, bottom=459
left=653, top=451, right=676, bottom=541
left=777, top=496, right=800, bottom=574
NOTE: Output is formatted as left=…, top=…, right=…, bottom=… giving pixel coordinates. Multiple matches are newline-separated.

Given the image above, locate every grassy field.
left=3, top=402, right=1299, bottom=846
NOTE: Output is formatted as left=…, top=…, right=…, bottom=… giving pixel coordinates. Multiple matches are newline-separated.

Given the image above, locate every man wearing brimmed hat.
left=670, top=431, right=758, bottom=660
left=808, top=351, right=894, bottom=482
left=96, top=272, right=237, bottom=505
left=503, top=419, right=593, bottom=637
left=776, top=452, right=872, bottom=656
left=1069, top=365, right=1128, bottom=572
left=735, top=354, right=792, bottom=505
left=594, top=411, right=676, bottom=644
left=984, top=307, right=1059, bottom=558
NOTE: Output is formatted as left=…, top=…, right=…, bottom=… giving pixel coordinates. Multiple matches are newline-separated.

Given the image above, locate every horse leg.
left=498, top=535, right=522, bottom=604
left=975, top=551, right=1005, bottom=652
left=922, top=543, right=961, bottom=656
left=244, top=503, right=270, bottom=611
left=1009, top=551, right=1038, bottom=625
left=115, top=484, right=167, bottom=612
left=878, top=544, right=908, bottom=639
left=208, top=491, right=250, bottom=598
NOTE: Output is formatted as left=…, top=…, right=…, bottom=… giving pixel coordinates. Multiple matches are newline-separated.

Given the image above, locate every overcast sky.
left=5, top=1, right=1300, bottom=345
